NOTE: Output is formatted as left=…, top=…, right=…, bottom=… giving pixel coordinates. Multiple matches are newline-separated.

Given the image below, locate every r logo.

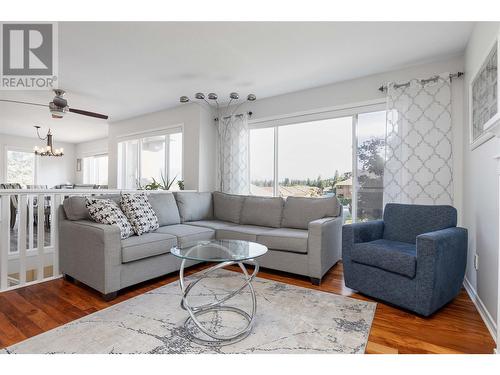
left=2, top=23, right=53, bottom=76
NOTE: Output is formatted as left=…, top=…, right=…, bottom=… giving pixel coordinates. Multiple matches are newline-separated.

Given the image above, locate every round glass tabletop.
left=171, top=240, right=268, bottom=262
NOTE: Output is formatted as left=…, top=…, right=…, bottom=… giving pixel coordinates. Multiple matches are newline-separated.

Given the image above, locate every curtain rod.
left=214, top=111, right=253, bottom=122
left=378, top=72, right=464, bottom=92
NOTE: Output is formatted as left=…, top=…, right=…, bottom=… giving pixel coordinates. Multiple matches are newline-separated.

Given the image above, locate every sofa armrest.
left=307, top=215, right=343, bottom=279
left=59, top=216, right=122, bottom=294
left=415, top=227, right=468, bottom=315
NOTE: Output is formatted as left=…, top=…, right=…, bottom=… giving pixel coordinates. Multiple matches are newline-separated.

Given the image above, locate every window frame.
left=248, top=100, right=386, bottom=222
left=117, top=125, right=184, bottom=189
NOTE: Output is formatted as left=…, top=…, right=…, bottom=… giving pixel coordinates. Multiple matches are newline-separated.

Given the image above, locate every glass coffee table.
left=171, top=239, right=268, bottom=346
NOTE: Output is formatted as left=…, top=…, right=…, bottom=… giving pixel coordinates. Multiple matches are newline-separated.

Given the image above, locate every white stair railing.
left=0, top=189, right=175, bottom=293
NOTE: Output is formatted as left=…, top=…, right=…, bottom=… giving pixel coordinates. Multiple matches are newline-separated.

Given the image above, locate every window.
left=249, top=127, right=274, bottom=196
left=356, top=111, right=386, bottom=222
left=117, top=129, right=183, bottom=190
left=6, top=149, right=36, bottom=187
left=83, top=154, right=108, bottom=185
left=249, top=107, right=386, bottom=223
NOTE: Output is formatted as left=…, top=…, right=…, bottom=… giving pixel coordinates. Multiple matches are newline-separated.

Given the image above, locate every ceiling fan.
left=0, top=89, right=109, bottom=120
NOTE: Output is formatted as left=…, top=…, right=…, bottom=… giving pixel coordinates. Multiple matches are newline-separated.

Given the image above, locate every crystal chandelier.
left=179, top=92, right=256, bottom=120
left=33, top=126, right=64, bottom=157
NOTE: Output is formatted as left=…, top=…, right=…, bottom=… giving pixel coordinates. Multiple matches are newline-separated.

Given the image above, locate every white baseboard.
left=463, top=277, right=497, bottom=345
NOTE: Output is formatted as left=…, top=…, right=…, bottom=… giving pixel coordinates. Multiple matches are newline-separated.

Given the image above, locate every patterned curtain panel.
left=217, top=114, right=250, bottom=194
left=383, top=74, right=453, bottom=205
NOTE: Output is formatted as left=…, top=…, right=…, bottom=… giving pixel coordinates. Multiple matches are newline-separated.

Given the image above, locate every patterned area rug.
left=3, top=270, right=376, bottom=354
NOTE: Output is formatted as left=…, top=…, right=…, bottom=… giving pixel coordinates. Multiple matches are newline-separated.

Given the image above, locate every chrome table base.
left=179, top=259, right=259, bottom=346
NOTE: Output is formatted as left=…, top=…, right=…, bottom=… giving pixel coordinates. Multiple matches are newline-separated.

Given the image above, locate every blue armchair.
left=342, top=203, right=467, bottom=316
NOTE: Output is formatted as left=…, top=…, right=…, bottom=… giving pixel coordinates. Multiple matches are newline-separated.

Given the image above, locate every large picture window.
left=249, top=108, right=386, bottom=223
left=83, top=154, right=108, bottom=185
left=117, top=128, right=183, bottom=189
left=6, top=149, right=37, bottom=187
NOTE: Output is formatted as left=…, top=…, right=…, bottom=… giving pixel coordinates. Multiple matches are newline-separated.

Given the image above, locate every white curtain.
left=217, top=114, right=249, bottom=194
left=383, top=74, right=453, bottom=205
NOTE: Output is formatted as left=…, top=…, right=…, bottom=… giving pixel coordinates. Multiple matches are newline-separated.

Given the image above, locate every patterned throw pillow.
left=120, top=193, right=159, bottom=235
left=86, top=198, right=133, bottom=239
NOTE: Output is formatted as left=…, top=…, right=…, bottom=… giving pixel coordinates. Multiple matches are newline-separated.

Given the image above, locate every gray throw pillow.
left=213, top=192, right=245, bottom=224
left=240, top=196, right=284, bottom=228
left=148, top=193, right=181, bottom=226
left=282, top=196, right=341, bottom=229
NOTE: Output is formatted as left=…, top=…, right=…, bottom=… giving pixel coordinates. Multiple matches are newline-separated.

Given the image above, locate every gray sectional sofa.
left=59, top=191, right=343, bottom=299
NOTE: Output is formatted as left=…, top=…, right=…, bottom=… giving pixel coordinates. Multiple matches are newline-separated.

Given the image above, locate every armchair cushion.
left=351, top=239, right=417, bottom=278
left=383, top=203, right=457, bottom=244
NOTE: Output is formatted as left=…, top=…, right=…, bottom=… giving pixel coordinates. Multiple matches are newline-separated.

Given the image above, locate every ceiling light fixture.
left=33, top=126, right=64, bottom=157
left=179, top=91, right=256, bottom=121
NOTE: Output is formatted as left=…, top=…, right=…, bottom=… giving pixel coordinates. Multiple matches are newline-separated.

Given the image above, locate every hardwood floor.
left=0, top=262, right=495, bottom=354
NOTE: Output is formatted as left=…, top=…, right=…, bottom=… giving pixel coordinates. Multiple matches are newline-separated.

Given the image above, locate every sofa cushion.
left=120, top=193, right=159, bottom=235
left=213, top=192, right=245, bottom=224
left=216, top=225, right=274, bottom=242
left=63, top=196, right=91, bottom=221
left=187, top=220, right=238, bottom=230
left=63, top=194, right=122, bottom=221
left=155, top=224, right=215, bottom=247
left=148, top=192, right=181, bottom=226
left=282, top=196, right=341, bottom=230
left=351, top=239, right=417, bottom=278
left=86, top=198, right=133, bottom=239
left=257, top=228, right=308, bottom=254
left=240, top=196, right=284, bottom=228
left=383, top=203, right=457, bottom=244
left=121, top=232, right=177, bottom=263
left=174, top=192, right=213, bottom=222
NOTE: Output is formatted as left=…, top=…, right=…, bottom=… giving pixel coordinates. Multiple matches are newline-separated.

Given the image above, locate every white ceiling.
left=0, top=22, right=474, bottom=143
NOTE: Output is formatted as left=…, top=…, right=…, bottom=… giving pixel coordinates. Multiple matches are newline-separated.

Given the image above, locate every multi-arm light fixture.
left=179, top=92, right=256, bottom=120
left=33, top=126, right=64, bottom=157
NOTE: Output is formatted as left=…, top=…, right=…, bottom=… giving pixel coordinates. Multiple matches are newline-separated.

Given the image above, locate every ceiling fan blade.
left=68, top=107, right=109, bottom=120
left=0, top=99, right=48, bottom=108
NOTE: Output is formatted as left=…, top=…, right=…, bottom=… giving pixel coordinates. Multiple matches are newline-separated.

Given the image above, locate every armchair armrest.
left=415, top=227, right=468, bottom=315
left=348, top=220, right=385, bottom=243
left=342, top=220, right=384, bottom=265
left=307, top=215, right=343, bottom=279
left=59, top=216, right=122, bottom=294
left=417, top=227, right=468, bottom=258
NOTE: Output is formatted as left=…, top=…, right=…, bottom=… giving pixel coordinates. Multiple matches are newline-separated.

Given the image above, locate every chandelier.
left=179, top=92, right=256, bottom=120
left=33, top=126, right=64, bottom=157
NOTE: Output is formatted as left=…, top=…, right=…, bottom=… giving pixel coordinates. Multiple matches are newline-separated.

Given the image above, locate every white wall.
left=463, top=22, right=500, bottom=338
left=74, top=138, right=108, bottom=184
left=107, top=103, right=216, bottom=191
left=0, top=133, right=76, bottom=187
left=238, top=54, right=465, bottom=220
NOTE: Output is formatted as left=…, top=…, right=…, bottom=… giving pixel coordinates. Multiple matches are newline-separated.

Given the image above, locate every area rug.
left=2, top=269, right=376, bottom=354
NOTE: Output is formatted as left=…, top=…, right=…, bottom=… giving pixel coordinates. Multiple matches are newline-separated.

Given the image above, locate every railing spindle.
left=1, top=195, right=11, bottom=290
left=17, top=194, right=28, bottom=285
left=37, top=194, right=45, bottom=281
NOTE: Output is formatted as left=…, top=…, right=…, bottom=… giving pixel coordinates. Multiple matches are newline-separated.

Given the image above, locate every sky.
left=249, top=110, right=386, bottom=181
